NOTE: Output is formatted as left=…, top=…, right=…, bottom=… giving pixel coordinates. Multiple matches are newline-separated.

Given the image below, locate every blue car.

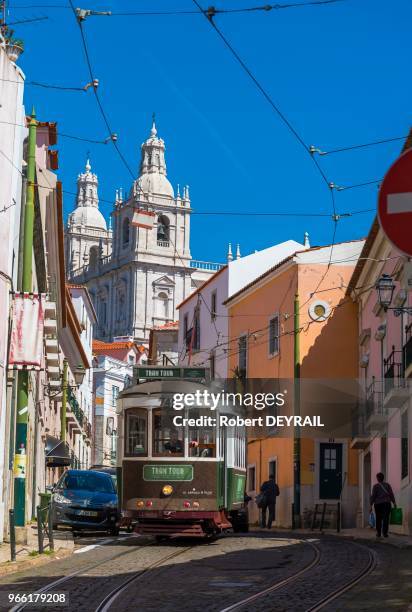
left=51, top=469, right=119, bottom=535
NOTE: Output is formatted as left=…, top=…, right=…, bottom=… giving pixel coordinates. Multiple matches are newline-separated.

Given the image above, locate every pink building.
left=349, top=217, right=412, bottom=533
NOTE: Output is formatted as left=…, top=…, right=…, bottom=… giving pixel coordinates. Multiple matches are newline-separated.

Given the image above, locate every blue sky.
left=10, top=0, right=412, bottom=263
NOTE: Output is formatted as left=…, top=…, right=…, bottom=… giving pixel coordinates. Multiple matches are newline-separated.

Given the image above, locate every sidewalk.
left=322, top=527, right=412, bottom=548
left=250, top=526, right=412, bottom=548
left=0, top=525, right=74, bottom=575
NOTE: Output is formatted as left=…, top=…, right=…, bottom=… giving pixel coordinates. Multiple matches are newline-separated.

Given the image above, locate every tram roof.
left=119, top=379, right=210, bottom=398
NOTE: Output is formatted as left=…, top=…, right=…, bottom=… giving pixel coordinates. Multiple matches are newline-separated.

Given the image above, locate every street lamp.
left=376, top=274, right=412, bottom=316
left=73, top=364, right=86, bottom=387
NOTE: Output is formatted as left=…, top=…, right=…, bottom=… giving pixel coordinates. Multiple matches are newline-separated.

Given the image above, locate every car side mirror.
left=45, top=484, right=55, bottom=493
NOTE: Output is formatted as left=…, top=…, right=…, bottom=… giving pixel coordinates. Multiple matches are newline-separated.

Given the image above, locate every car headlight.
left=53, top=493, right=71, bottom=505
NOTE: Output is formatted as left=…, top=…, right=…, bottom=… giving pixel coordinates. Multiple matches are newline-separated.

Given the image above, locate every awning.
left=45, top=435, right=71, bottom=468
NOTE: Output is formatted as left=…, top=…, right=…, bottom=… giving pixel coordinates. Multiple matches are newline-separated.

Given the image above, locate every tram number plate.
left=143, top=465, right=193, bottom=481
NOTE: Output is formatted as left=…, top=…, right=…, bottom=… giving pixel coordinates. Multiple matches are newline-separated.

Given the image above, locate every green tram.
left=117, top=367, right=248, bottom=538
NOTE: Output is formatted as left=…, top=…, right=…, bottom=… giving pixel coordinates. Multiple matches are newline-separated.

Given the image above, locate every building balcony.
left=67, top=385, right=86, bottom=435
left=157, top=240, right=170, bottom=248
left=190, top=260, right=225, bottom=271
left=404, top=324, right=412, bottom=378
left=384, top=348, right=409, bottom=409
left=351, top=407, right=371, bottom=449
left=365, top=379, right=387, bottom=431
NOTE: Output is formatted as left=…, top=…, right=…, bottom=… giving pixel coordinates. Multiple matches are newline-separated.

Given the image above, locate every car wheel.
left=110, top=527, right=120, bottom=536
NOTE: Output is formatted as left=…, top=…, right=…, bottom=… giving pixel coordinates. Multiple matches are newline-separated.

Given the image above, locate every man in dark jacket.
left=370, top=472, right=396, bottom=538
left=260, top=474, right=280, bottom=529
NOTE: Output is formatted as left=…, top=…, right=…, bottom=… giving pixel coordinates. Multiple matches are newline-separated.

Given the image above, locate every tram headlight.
left=183, top=501, right=191, bottom=508
left=162, top=485, right=173, bottom=496
left=136, top=501, right=144, bottom=508
left=193, top=502, right=200, bottom=509
left=146, top=500, right=153, bottom=508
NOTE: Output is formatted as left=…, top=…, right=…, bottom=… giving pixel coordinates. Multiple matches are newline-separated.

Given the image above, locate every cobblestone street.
left=0, top=532, right=410, bottom=612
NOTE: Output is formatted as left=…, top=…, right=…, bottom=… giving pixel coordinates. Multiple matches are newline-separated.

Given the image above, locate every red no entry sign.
left=378, top=148, right=412, bottom=257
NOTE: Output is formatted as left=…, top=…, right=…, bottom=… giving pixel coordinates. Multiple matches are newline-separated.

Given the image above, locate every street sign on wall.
left=378, top=148, right=412, bottom=257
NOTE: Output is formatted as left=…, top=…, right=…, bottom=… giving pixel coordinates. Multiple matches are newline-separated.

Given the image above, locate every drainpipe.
left=61, top=359, right=68, bottom=442
left=13, top=109, right=37, bottom=527
left=293, top=293, right=301, bottom=527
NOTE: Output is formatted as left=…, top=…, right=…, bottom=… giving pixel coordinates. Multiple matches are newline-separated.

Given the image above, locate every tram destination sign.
left=143, top=464, right=194, bottom=481
left=134, top=366, right=207, bottom=381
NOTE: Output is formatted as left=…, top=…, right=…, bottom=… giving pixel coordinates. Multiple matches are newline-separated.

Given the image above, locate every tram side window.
left=125, top=409, right=147, bottom=456
left=189, top=424, right=216, bottom=457
left=153, top=409, right=184, bottom=456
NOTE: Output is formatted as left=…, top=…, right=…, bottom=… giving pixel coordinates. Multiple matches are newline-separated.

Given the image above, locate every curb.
left=0, top=548, right=73, bottom=576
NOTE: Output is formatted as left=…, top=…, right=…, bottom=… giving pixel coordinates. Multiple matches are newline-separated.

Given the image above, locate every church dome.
left=136, top=173, right=174, bottom=198
left=69, top=206, right=107, bottom=231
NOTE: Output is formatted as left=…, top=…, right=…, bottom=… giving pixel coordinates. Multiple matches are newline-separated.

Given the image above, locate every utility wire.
left=315, top=135, right=408, bottom=156
left=9, top=1, right=344, bottom=14
left=67, top=0, right=135, bottom=180
left=0, top=75, right=87, bottom=91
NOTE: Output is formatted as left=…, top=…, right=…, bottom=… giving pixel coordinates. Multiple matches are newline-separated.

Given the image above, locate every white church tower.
left=65, top=160, right=112, bottom=275
left=66, top=119, right=222, bottom=344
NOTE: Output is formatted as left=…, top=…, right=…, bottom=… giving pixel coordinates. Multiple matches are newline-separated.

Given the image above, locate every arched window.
left=89, top=245, right=99, bottom=270
left=157, top=215, right=170, bottom=243
left=157, top=292, right=169, bottom=319
left=123, top=217, right=130, bottom=246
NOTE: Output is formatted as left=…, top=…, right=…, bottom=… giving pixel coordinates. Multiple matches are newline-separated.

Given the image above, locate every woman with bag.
left=370, top=472, right=396, bottom=538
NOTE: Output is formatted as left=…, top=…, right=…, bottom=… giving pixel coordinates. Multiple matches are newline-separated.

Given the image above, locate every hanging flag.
left=131, top=209, right=156, bottom=229
left=8, top=293, right=45, bottom=369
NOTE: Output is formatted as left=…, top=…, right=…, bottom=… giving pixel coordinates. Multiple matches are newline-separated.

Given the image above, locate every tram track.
left=9, top=537, right=166, bottom=612
left=94, top=545, right=197, bottom=612
left=219, top=539, right=377, bottom=612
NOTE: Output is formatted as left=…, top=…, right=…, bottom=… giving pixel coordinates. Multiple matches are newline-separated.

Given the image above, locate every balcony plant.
left=3, top=28, right=24, bottom=62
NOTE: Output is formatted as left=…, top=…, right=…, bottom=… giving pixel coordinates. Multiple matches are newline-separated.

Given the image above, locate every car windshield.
left=60, top=472, right=115, bottom=494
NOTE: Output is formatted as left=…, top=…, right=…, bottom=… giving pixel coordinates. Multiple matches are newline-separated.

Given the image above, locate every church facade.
left=65, top=121, right=223, bottom=345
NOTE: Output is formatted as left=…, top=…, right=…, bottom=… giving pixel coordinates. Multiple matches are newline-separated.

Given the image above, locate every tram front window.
left=189, top=423, right=216, bottom=458
left=125, top=409, right=147, bottom=456
left=153, top=409, right=184, bottom=456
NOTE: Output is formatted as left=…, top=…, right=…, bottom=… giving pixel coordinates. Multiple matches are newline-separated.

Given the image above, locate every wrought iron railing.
left=365, top=378, right=384, bottom=420
left=157, top=240, right=170, bottom=247
left=404, top=324, right=412, bottom=372
left=67, top=385, right=85, bottom=427
left=384, top=347, right=404, bottom=396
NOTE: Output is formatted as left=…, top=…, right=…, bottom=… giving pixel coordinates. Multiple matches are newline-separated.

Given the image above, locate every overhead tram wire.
left=191, top=0, right=335, bottom=209
left=67, top=0, right=135, bottom=181
left=9, top=1, right=345, bottom=15
left=312, top=134, right=409, bottom=156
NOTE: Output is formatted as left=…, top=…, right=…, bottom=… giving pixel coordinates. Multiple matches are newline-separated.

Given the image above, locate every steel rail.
left=220, top=539, right=321, bottom=612
left=305, top=543, right=377, bottom=611
left=10, top=538, right=155, bottom=612
left=94, top=545, right=197, bottom=612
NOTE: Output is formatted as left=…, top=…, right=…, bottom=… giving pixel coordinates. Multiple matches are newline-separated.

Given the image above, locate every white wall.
left=0, top=40, right=25, bottom=541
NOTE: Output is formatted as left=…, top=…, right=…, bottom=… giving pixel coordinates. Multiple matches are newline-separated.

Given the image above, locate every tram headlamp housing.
left=162, top=485, right=173, bottom=496
left=137, top=501, right=144, bottom=508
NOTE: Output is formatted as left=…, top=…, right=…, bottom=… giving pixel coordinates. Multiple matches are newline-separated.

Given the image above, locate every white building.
left=177, top=238, right=310, bottom=378
left=67, top=285, right=97, bottom=469
left=93, top=340, right=147, bottom=467
left=0, top=34, right=26, bottom=540
left=66, top=120, right=223, bottom=345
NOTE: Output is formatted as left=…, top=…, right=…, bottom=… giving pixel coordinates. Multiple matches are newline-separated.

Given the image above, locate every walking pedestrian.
left=259, top=474, right=279, bottom=529
left=370, top=472, right=396, bottom=538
